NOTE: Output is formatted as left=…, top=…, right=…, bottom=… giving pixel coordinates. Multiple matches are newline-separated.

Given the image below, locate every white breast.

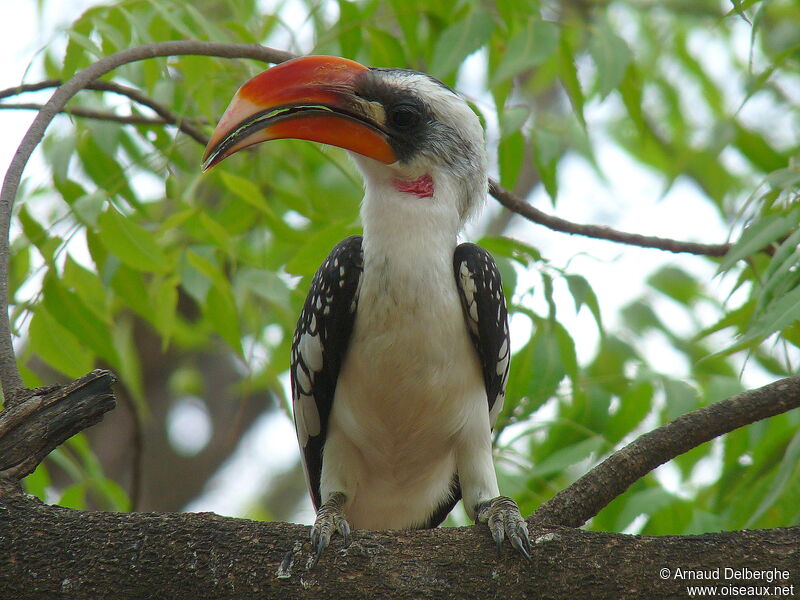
left=320, top=179, right=487, bottom=529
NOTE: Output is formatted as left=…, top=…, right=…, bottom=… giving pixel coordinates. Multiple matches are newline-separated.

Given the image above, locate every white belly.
left=322, top=260, right=486, bottom=529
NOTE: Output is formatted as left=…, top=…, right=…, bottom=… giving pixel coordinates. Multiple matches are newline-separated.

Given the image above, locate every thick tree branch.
left=0, top=496, right=797, bottom=599
left=0, top=364, right=798, bottom=596
left=0, top=41, right=294, bottom=400
left=531, top=376, right=800, bottom=527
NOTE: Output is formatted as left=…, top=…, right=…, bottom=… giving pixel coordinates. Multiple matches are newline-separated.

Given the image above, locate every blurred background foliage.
left=3, top=0, right=798, bottom=534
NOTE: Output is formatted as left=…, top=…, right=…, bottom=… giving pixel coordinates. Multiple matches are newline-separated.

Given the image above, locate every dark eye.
left=388, top=102, right=422, bottom=130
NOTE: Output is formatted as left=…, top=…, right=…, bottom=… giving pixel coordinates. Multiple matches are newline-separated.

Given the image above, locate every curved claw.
left=476, top=496, right=531, bottom=560
left=310, top=492, right=351, bottom=567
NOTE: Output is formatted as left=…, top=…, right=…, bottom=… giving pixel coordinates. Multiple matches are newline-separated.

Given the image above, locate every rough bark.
left=0, top=372, right=798, bottom=598
left=0, top=370, right=116, bottom=481
left=0, top=495, right=797, bottom=600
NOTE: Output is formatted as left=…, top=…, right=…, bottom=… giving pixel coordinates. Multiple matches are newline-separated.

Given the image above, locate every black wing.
left=453, top=243, right=510, bottom=428
left=290, top=235, right=363, bottom=510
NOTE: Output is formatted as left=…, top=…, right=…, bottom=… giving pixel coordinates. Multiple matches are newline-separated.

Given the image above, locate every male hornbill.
left=203, top=55, right=530, bottom=561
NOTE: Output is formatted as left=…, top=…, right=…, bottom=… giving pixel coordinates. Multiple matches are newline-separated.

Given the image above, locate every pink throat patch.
left=392, top=174, right=434, bottom=198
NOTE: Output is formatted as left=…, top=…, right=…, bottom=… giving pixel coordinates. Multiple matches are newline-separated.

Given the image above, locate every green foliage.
left=9, top=0, right=799, bottom=531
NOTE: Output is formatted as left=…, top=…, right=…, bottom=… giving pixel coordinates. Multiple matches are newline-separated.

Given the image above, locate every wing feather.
left=453, top=243, right=510, bottom=429
left=290, top=235, right=363, bottom=510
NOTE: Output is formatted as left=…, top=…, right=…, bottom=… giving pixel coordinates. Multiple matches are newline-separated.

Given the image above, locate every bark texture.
left=0, top=370, right=116, bottom=481
left=0, top=365, right=798, bottom=598
left=0, top=495, right=798, bottom=600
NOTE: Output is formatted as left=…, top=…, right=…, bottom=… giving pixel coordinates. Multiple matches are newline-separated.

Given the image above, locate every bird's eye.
left=388, top=103, right=422, bottom=130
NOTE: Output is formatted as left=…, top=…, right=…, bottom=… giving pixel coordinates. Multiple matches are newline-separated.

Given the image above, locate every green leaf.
left=719, top=208, right=800, bottom=272
left=647, top=266, right=701, bottom=305
left=58, top=483, right=87, bottom=510
left=42, top=272, right=120, bottom=367
left=531, top=126, right=561, bottom=202
left=18, top=205, right=61, bottom=264
left=29, top=305, right=94, bottom=377
left=529, top=437, right=604, bottom=478
left=615, top=487, right=677, bottom=531
left=491, top=20, right=559, bottom=85
left=588, top=22, right=632, bottom=98
left=738, top=285, right=800, bottom=348
left=285, top=223, right=355, bottom=276
left=733, top=123, right=787, bottom=173
left=565, top=274, right=603, bottom=331
left=64, top=256, right=107, bottom=310
left=199, top=212, right=233, bottom=256
left=186, top=250, right=242, bottom=355
left=63, top=18, right=99, bottom=78
left=499, top=105, right=530, bottom=138
left=506, top=322, right=567, bottom=415
left=428, top=13, right=494, bottom=80
left=477, top=236, right=542, bottom=267
left=758, top=229, right=800, bottom=311
left=98, top=207, right=170, bottom=273
left=236, top=267, right=292, bottom=312
left=110, top=265, right=150, bottom=321
left=206, top=285, right=243, bottom=355
left=336, top=0, right=363, bottom=57
left=662, top=378, right=698, bottom=421
left=216, top=171, right=296, bottom=239
left=94, top=477, right=131, bottom=512
left=150, top=277, right=179, bottom=348
left=367, top=27, right=407, bottom=67
left=557, top=33, right=586, bottom=129
left=22, top=464, right=51, bottom=502
left=498, top=131, right=524, bottom=189
left=606, top=380, right=653, bottom=444
left=745, top=430, right=800, bottom=527
left=76, top=133, right=138, bottom=207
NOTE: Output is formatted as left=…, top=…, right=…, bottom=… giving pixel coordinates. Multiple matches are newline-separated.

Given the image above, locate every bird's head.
left=203, top=55, right=487, bottom=224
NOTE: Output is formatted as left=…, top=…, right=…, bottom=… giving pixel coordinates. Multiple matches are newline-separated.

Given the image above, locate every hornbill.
left=203, top=55, right=530, bottom=562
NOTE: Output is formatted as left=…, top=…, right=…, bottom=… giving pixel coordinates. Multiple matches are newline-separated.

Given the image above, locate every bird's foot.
left=475, top=495, right=531, bottom=560
left=310, top=491, right=351, bottom=566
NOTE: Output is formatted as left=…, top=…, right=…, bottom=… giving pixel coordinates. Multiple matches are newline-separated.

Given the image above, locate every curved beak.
left=202, top=55, right=397, bottom=171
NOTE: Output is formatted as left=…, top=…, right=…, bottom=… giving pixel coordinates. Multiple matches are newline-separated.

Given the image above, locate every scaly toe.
left=476, top=496, right=531, bottom=560
left=309, top=492, right=350, bottom=567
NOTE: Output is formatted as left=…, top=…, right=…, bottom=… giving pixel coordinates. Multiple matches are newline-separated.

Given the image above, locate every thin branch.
left=0, top=41, right=294, bottom=400
left=489, top=180, right=732, bottom=257
left=1, top=79, right=212, bottom=146
left=530, top=375, right=800, bottom=528
left=0, top=103, right=177, bottom=126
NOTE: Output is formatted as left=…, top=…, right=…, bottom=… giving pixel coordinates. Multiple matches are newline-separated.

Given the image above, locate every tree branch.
left=0, top=369, right=116, bottom=483
left=1, top=363, right=798, bottom=596
left=488, top=180, right=732, bottom=257
left=0, top=41, right=294, bottom=400
left=0, top=79, right=210, bottom=143
left=0, top=495, right=796, bottom=599
left=0, top=102, right=179, bottom=126
left=531, top=376, right=800, bottom=527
